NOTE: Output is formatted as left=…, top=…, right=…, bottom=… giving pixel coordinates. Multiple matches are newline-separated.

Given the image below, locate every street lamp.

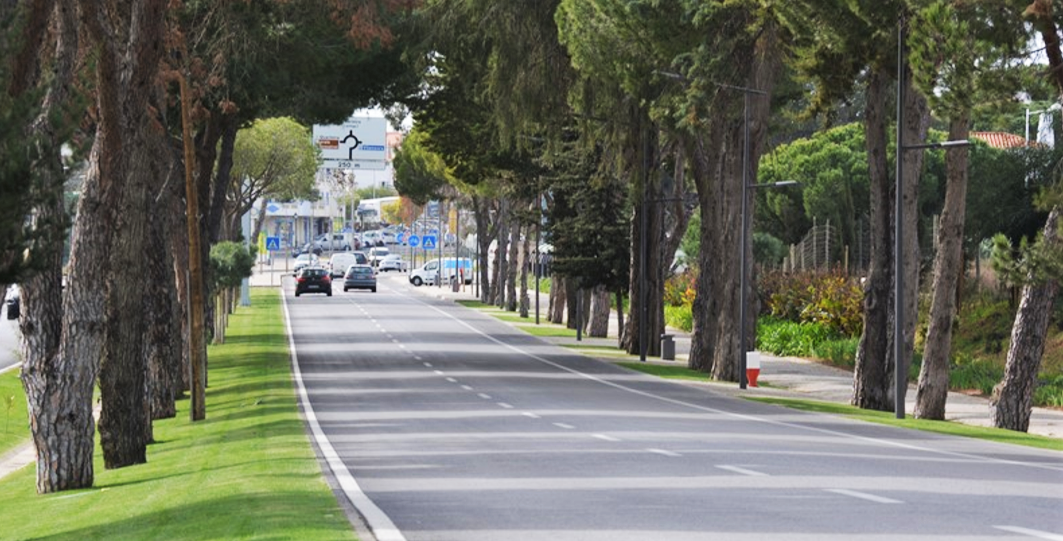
left=738, top=180, right=797, bottom=389
left=895, top=16, right=971, bottom=418
left=1025, top=102, right=1061, bottom=145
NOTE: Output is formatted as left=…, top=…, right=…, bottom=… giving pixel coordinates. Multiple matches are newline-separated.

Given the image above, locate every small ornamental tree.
left=209, top=242, right=256, bottom=343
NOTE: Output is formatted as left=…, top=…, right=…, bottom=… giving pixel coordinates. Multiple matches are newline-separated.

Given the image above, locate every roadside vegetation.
left=0, top=289, right=356, bottom=540
left=663, top=267, right=1063, bottom=409
left=0, top=366, right=28, bottom=457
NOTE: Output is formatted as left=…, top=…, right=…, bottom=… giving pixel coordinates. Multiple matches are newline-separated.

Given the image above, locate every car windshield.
left=349, top=267, right=373, bottom=276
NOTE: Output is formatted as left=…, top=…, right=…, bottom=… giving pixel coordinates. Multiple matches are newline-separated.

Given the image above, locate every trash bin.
left=661, top=334, right=675, bottom=361
left=451, top=274, right=460, bottom=292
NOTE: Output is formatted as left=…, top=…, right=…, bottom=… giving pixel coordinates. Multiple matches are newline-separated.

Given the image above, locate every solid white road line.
left=283, top=292, right=407, bottom=541
left=824, top=488, right=902, bottom=504
left=715, top=465, right=769, bottom=477
left=993, top=526, right=1063, bottom=540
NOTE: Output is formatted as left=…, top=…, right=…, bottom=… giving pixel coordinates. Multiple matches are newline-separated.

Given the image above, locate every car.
left=409, top=257, right=473, bottom=286
left=343, top=264, right=377, bottom=293
left=367, top=247, right=390, bottom=267
left=5, top=284, right=19, bottom=320
left=328, top=252, right=368, bottom=277
left=294, top=267, right=332, bottom=297
left=293, top=253, right=320, bottom=275
left=377, top=254, right=407, bottom=272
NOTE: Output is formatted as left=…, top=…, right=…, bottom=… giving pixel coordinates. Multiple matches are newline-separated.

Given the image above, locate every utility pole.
left=179, top=54, right=206, bottom=421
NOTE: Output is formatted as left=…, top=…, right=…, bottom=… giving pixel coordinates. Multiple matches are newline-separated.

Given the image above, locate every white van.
left=409, top=258, right=473, bottom=287
left=315, top=233, right=353, bottom=251
left=328, top=252, right=368, bottom=277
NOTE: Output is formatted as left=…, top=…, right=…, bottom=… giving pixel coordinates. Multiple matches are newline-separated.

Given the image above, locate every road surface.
left=285, top=274, right=1063, bottom=541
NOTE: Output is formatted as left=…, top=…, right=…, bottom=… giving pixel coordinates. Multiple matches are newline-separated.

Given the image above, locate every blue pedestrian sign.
left=407, top=235, right=420, bottom=248
left=396, top=232, right=405, bottom=244
left=265, top=236, right=280, bottom=251
left=422, top=235, right=437, bottom=250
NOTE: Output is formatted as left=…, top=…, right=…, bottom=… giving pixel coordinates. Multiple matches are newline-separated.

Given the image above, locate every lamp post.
left=738, top=180, right=797, bottom=389
left=895, top=16, right=971, bottom=418
left=1025, top=102, right=1061, bottom=145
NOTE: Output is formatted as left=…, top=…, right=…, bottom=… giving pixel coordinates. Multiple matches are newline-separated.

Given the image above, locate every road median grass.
left=0, top=288, right=356, bottom=540
left=0, top=363, right=29, bottom=457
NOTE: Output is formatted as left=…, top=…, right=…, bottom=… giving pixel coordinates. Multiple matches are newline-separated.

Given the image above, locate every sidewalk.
left=402, top=277, right=1063, bottom=440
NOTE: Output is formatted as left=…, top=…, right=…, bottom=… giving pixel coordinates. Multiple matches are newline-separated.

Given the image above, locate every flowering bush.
left=758, top=269, right=864, bottom=337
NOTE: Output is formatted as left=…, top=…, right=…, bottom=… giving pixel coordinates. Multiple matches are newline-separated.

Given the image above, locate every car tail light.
left=296, top=276, right=305, bottom=283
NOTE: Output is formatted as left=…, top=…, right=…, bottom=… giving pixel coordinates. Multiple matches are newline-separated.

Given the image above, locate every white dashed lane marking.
left=593, top=434, right=621, bottom=442
left=824, top=489, right=902, bottom=504
left=553, top=423, right=575, bottom=430
left=716, top=465, right=768, bottom=477
left=647, top=448, right=682, bottom=458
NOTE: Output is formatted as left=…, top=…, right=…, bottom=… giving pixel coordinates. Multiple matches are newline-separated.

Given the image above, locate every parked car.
left=5, top=285, right=19, bottom=320
left=328, top=252, right=368, bottom=277
left=294, top=267, right=332, bottom=297
left=293, top=253, right=319, bottom=275
left=343, top=264, right=377, bottom=293
left=377, top=254, right=407, bottom=272
left=367, top=247, right=390, bottom=267
left=409, top=257, right=473, bottom=287
left=314, top=232, right=354, bottom=251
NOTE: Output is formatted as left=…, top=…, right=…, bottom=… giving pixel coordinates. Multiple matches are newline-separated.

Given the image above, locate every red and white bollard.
left=746, top=350, right=761, bottom=387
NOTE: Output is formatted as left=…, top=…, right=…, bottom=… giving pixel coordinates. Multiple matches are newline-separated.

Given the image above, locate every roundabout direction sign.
left=407, top=235, right=420, bottom=248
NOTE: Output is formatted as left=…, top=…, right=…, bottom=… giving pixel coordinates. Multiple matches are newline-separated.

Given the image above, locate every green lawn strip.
left=0, top=366, right=29, bottom=457
left=747, top=396, right=1063, bottom=452
left=617, top=362, right=709, bottom=382
left=0, top=288, right=356, bottom=541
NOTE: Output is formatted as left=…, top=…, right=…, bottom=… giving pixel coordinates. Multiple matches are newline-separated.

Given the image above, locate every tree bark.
left=550, top=275, right=566, bottom=324
left=493, top=200, right=508, bottom=307
left=915, top=114, right=970, bottom=420
left=506, top=218, right=519, bottom=312
left=473, top=196, right=492, bottom=303
left=565, top=280, right=580, bottom=330
left=519, top=229, right=530, bottom=318
left=853, top=67, right=893, bottom=410
left=622, top=123, right=663, bottom=357
left=92, top=0, right=168, bottom=469
left=589, top=285, right=609, bottom=337
left=614, top=289, right=625, bottom=347
left=992, top=207, right=1060, bottom=432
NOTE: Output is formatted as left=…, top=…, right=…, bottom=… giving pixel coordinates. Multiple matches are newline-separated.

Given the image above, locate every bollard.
left=746, top=350, right=761, bottom=387
left=661, top=334, right=675, bottom=361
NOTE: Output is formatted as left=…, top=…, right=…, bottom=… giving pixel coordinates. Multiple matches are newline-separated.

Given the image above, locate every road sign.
left=266, top=236, right=280, bottom=251
left=408, top=235, right=420, bottom=248
left=313, top=116, right=387, bottom=170
left=421, top=235, right=437, bottom=250
left=396, top=232, right=405, bottom=244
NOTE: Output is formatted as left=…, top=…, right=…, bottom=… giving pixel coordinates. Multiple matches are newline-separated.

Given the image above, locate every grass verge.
left=0, top=288, right=357, bottom=541
left=0, top=365, right=29, bottom=457
left=618, top=362, right=707, bottom=382
left=747, top=396, right=1063, bottom=452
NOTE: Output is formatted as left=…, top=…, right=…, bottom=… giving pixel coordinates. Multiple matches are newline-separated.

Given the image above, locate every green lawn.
left=746, top=396, right=1063, bottom=451
left=617, top=362, right=709, bottom=382
left=0, top=365, right=29, bottom=457
left=0, top=288, right=357, bottom=540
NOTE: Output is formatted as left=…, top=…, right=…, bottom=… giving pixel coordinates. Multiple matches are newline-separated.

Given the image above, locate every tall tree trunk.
left=17, top=0, right=98, bottom=493
left=615, top=289, right=625, bottom=347
left=473, top=196, right=492, bottom=303
left=550, top=275, right=566, bottom=324
left=493, top=200, right=508, bottom=307
left=565, top=280, right=580, bottom=330
left=853, top=67, right=893, bottom=410
left=146, top=130, right=181, bottom=421
left=519, top=230, right=529, bottom=318
left=992, top=207, right=1060, bottom=432
left=622, top=122, right=663, bottom=357
left=93, top=0, right=167, bottom=469
left=687, top=122, right=725, bottom=374
left=915, top=114, right=970, bottom=420
left=506, top=219, right=519, bottom=312
left=589, top=285, right=609, bottom=337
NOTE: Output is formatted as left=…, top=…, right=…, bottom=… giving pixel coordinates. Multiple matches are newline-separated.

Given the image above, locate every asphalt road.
left=285, top=274, right=1063, bottom=541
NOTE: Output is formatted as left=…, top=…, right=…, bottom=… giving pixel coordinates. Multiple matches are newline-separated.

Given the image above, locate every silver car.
left=343, top=264, right=377, bottom=293
left=377, top=254, right=407, bottom=272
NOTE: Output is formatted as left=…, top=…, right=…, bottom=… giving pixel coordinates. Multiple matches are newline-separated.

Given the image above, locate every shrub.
left=1035, top=375, right=1063, bottom=408
left=757, top=317, right=838, bottom=357
left=758, top=268, right=864, bottom=337
left=664, top=268, right=697, bottom=307
left=664, top=304, right=693, bottom=332
left=811, top=337, right=859, bottom=369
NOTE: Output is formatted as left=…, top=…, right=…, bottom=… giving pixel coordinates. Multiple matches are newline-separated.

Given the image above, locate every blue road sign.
left=422, top=235, right=437, bottom=250
left=396, top=232, right=405, bottom=244
left=408, top=235, right=420, bottom=248
left=266, top=236, right=280, bottom=251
